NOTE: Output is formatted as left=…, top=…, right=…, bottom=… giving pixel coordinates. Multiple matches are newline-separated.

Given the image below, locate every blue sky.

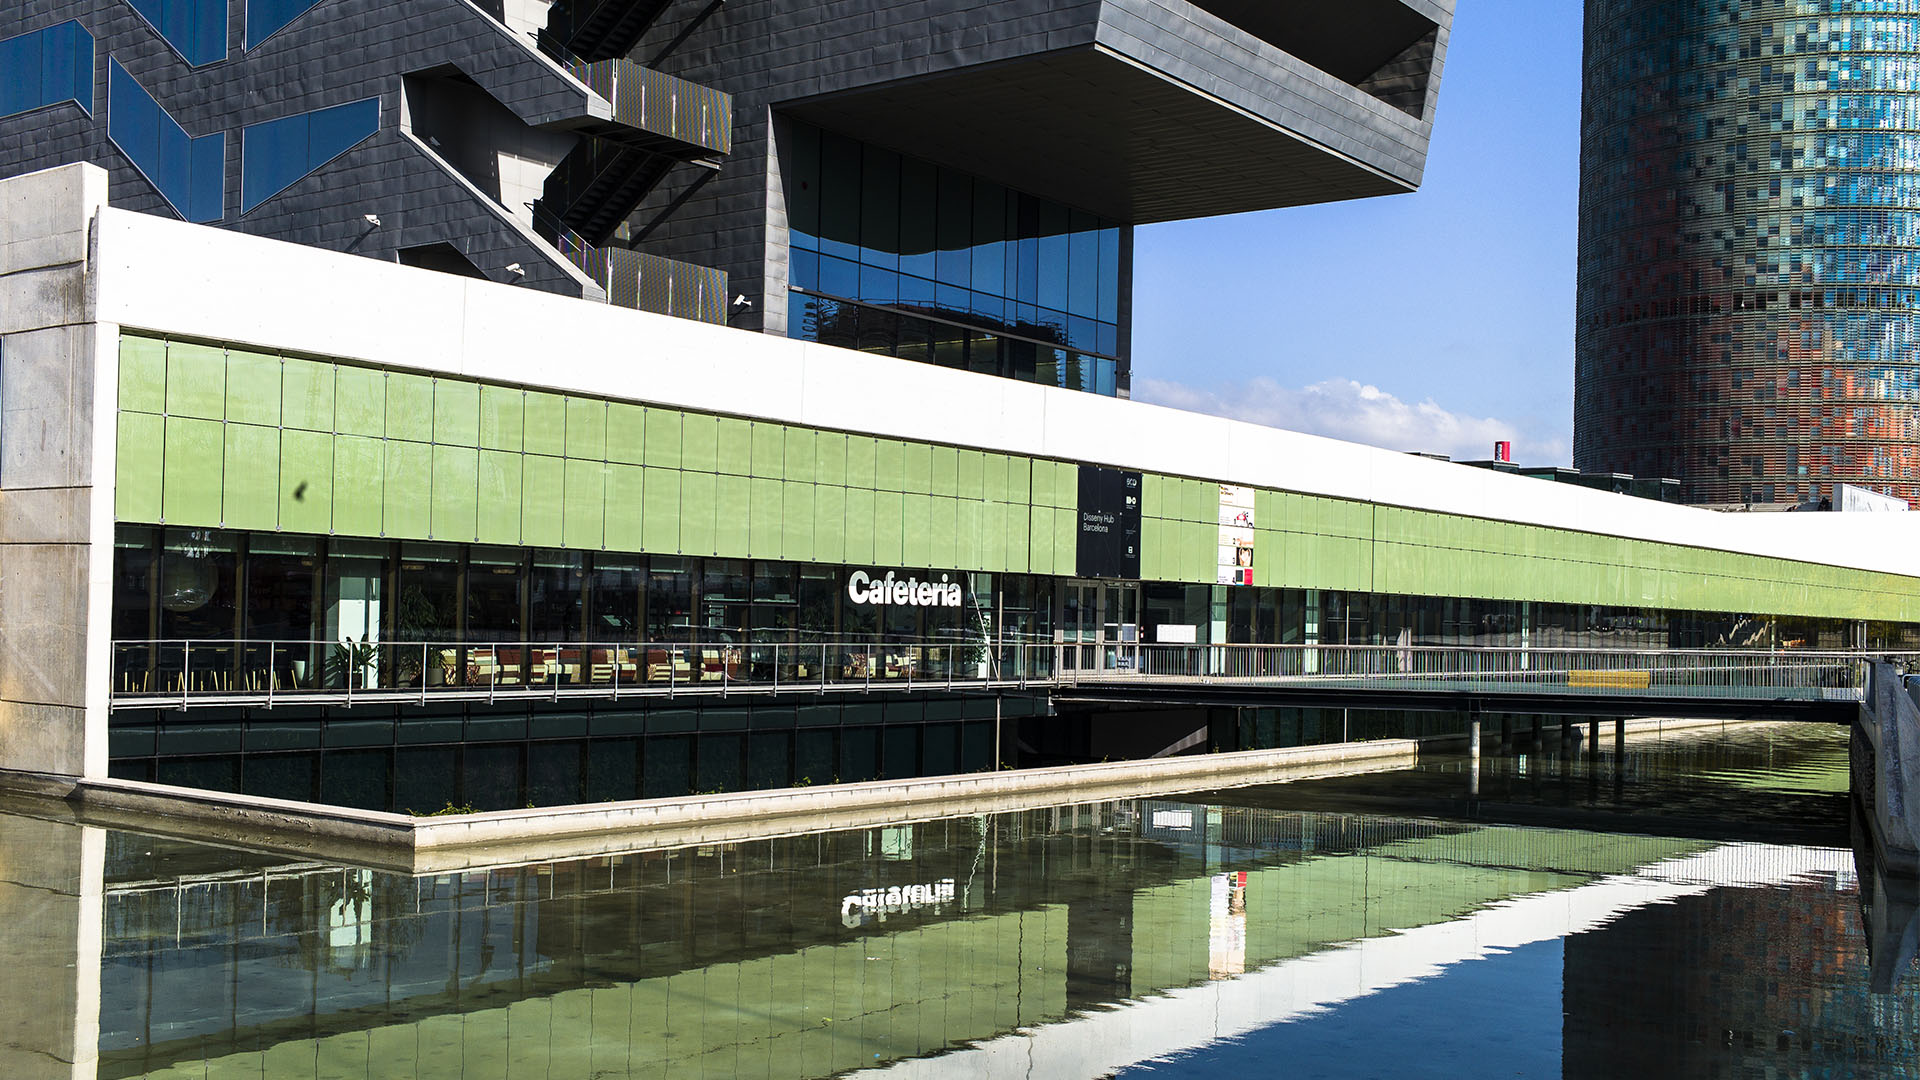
left=1130, top=3, right=1586, bottom=465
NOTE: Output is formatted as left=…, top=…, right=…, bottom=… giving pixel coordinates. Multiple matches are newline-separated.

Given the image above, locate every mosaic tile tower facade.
left=1576, top=0, right=1920, bottom=506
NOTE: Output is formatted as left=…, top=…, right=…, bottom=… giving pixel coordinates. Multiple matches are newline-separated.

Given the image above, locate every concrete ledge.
left=0, top=716, right=1785, bottom=874
left=0, top=739, right=1420, bottom=873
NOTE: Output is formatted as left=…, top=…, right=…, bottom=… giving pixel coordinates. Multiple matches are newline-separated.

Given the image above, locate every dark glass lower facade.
left=108, top=694, right=1016, bottom=813
left=114, top=525, right=1918, bottom=668
left=105, top=523, right=1920, bottom=811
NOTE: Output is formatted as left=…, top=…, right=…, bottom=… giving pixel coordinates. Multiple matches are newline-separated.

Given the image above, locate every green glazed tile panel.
left=385, top=373, right=434, bottom=444
left=431, top=445, right=479, bottom=542
left=117, top=335, right=167, bottom=413
left=434, top=380, right=480, bottom=448
left=280, top=428, right=333, bottom=534
left=111, top=334, right=1920, bottom=622
left=223, top=350, right=281, bottom=427
left=523, top=392, right=567, bottom=457
left=114, top=413, right=164, bottom=522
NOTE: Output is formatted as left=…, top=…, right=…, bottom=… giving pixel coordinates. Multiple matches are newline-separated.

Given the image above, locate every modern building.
left=4, top=162, right=1920, bottom=813
left=1575, top=0, right=1920, bottom=507
left=4, top=1, right=1920, bottom=814
left=0, top=0, right=1454, bottom=394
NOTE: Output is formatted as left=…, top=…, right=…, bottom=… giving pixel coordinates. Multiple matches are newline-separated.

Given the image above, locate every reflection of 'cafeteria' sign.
left=1218, top=485, right=1255, bottom=585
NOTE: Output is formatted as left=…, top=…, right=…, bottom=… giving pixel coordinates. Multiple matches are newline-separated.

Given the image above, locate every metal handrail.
left=108, top=638, right=1904, bottom=709
left=110, top=637, right=1028, bottom=707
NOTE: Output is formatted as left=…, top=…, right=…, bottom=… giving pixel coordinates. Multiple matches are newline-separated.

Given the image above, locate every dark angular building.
left=0, top=0, right=1453, bottom=395
left=1575, top=0, right=1920, bottom=506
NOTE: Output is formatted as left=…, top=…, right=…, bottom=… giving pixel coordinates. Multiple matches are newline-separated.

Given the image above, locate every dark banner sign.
left=1077, top=466, right=1142, bottom=579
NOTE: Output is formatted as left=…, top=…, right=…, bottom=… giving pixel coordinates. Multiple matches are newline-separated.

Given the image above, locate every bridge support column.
left=1499, top=717, right=1512, bottom=755
left=1614, top=718, right=1625, bottom=757
left=1589, top=719, right=1600, bottom=756
left=1469, top=718, right=1481, bottom=761
left=1529, top=717, right=1542, bottom=754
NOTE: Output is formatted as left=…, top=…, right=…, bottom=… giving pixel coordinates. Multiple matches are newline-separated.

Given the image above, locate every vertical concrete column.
left=1588, top=719, right=1600, bottom=755
left=0, top=812, right=104, bottom=1079
left=1468, top=718, right=1481, bottom=761
left=1499, top=716, right=1512, bottom=754
left=0, top=164, right=114, bottom=780
left=1614, top=717, right=1626, bottom=757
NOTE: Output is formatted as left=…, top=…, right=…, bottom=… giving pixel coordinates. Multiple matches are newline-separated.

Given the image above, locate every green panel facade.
left=110, top=334, right=1920, bottom=621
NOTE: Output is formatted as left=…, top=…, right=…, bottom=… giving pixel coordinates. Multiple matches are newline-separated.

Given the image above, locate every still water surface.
left=2, top=720, right=1915, bottom=1078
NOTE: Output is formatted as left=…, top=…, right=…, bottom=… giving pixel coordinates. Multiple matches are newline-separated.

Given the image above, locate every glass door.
left=1059, top=582, right=1096, bottom=671
left=1060, top=582, right=1139, bottom=673
left=1102, top=583, right=1139, bottom=672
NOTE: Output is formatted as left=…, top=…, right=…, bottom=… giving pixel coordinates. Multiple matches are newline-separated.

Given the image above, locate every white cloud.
left=1132, top=376, right=1570, bottom=465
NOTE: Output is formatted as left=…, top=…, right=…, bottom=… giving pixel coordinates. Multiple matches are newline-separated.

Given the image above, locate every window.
left=107, top=58, right=224, bottom=222
left=785, top=120, right=1124, bottom=394
left=124, top=0, right=227, bottom=67
left=240, top=97, right=379, bottom=212
left=0, top=21, right=92, bottom=120
left=245, top=0, right=323, bottom=49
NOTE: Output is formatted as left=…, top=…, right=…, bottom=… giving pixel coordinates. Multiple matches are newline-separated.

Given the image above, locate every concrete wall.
left=0, top=810, right=103, bottom=1080
left=0, top=163, right=114, bottom=778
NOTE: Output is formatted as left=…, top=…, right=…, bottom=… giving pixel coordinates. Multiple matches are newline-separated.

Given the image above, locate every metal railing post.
left=181, top=641, right=191, bottom=709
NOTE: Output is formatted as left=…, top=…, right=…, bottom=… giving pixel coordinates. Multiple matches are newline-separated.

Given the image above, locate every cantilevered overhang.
left=778, top=0, right=1450, bottom=225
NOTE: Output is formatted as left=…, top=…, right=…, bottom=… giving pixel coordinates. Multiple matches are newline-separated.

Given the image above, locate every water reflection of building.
left=1564, top=873, right=1920, bottom=1077
left=89, top=804, right=1714, bottom=1078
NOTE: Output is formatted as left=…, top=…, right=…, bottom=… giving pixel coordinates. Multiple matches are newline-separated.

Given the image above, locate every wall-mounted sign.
left=841, top=878, right=958, bottom=927
left=1077, top=466, right=1142, bottom=579
left=846, top=570, right=963, bottom=607
left=1218, top=485, right=1255, bottom=585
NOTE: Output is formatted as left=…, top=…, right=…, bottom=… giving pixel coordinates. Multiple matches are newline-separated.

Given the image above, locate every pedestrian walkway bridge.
left=109, top=639, right=1903, bottom=718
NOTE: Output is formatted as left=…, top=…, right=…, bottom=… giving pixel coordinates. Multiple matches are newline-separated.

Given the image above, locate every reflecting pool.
left=0, top=721, right=1914, bottom=1078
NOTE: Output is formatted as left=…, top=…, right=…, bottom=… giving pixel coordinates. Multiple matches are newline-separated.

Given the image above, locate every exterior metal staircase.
left=541, top=0, right=676, bottom=63
left=535, top=58, right=730, bottom=247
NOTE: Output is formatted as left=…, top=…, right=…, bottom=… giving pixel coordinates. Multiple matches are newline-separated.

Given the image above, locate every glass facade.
left=0, top=20, right=92, bottom=120
left=785, top=121, right=1127, bottom=396
left=106, top=58, right=225, bottom=223
left=125, top=0, right=228, bottom=67
left=1577, top=0, right=1920, bottom=506
left=245, top=0, right=325, bottom=49
left=240, top=97, right=379, bottom=212
left=111, top=524, right=1916, bottom=695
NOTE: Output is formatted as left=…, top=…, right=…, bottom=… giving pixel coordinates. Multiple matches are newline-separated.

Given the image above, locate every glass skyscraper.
left=1576, top=0, right=1920, bottom=506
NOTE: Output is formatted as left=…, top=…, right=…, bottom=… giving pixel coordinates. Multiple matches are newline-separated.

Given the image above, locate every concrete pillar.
left=1499, top=717, right=1512, bottom=754
left=0, top=164, right=116, bottom=781
left=1469, top=718, right=1481, bottom=761
left=1588, top=719, right=1600, bottom=755
left=1529, top=717, right=1543, bottom=754
left=0, top=812, right=103, bottom=1079
left=1614, top=718, right=1626, bottom=757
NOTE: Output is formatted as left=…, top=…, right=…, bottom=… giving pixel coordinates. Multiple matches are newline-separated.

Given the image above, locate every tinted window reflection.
left=785, top=120, right=1125, bottom=394
left=107, top=59, right=225, bottom=222
left=0, top=20, right=92, bottom=120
